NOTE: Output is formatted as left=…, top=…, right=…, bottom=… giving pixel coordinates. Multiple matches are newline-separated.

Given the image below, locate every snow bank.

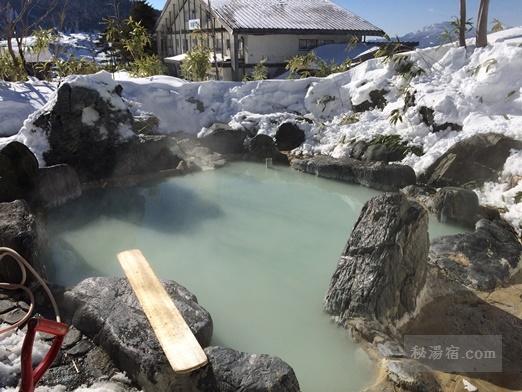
left=0, top=80, right=55, bottom=137
left=0, top=324, right=49, bottom=387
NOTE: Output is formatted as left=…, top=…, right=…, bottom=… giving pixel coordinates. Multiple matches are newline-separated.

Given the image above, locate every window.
left=299, top=39, right=318, bottom=50
left=318, top=39, right=334, bottom=46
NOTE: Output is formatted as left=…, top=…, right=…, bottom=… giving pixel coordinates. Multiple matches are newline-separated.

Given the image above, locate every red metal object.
left=19, top=318, right=69, bottom=392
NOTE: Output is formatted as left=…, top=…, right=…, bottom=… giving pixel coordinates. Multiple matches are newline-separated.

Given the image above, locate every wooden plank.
left=117, top=249, right=208, bottom=374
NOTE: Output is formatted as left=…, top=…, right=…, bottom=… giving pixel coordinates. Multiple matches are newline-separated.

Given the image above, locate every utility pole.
left=476, top=0, right=490, bottom=48
left=207, top=0, right=220, bottom=80
left=459, top=0, right=467, bottom=47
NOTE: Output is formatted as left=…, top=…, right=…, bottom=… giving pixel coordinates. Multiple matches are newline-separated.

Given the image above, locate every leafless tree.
left=459, top=0, right=467, bottom=47
left=0, top=0, right=62, bottom=73
left=476, top=0, right=490, bottom=47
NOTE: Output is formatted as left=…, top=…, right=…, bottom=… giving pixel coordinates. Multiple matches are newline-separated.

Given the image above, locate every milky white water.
left=45, top=162, right=466, bottom=392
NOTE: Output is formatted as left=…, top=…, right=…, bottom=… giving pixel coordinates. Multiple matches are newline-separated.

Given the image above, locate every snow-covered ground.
left=0, top=32, right=106, bottom=64
left=0, top=28, right=521, bottom=229
left=0, top=323, right=138, bottom=391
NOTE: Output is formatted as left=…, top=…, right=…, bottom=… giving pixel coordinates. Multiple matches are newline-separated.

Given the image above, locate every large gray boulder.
left=110, top=135, right=182, bottom=178
left=63, top=277, right=213, bottom=391
left=291, top=155, right=416, bottom=192
left=432, top=187, right=481, bottom=228
left=0, top=142, right=40, bottom=202
left=206, top=347, right=300, bottom=392
left=324, top=193, right=429, bottom=328
left=199, top=123, right=248, bottom=155
left=33, top=82, right=136, bottom=180
left=63, top=277, right=299, bottom=392
left=244, top=134, right=289, bottom=165
left=349, top=140, right=410, bottom=163
left=25, top=83, right=183, bottom=182
left=422, top=133, right=522, bottom=188
left=0, top=141, right=39, bottom=189
left=430, top=219, right=522, bottom=291
left=0, top=200, right=42, bottom=282
left=275, top=122, right=305, bottom=151
left=32, top=164, right=82, bottom=208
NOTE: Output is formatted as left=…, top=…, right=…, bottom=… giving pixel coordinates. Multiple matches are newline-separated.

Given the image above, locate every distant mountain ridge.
left=0, top=0, right=135, bottom=34
left=400, top=21, right=476, bottom=48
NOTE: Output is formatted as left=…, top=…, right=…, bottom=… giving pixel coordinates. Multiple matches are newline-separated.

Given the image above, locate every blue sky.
left=149, top=0, right=522, bottom=36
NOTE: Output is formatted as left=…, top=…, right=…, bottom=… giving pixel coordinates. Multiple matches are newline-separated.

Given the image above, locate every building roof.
left=205, top=0, right=384, bottom=35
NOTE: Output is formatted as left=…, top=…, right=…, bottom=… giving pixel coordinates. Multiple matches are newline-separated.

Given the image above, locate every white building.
left=155, top=0, right=384, bottom=81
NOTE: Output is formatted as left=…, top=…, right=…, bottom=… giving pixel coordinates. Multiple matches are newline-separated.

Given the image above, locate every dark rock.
left=400, top=185, right=437, bottom=211
left=432, top=187, right=480, bottom=228
left=111, top=135, right=182, bottom=178
left=430, top=219, right=522, bottom=291
left=34, top=83, right=136, bottom=180
left=132, top=112, right=160, bottom=135
left=0, top=299, right=16, bottom=314
left=186, top=97, right=205, bottom=112
left=67, top=338, right=94, bottom=357
left=41, top=337, right=142, bottom=391
left=0, top=200, right=42, bottom=282
left=362, top=143, right=407, bottom=163
left=432, top=122, right=463, bottom=133
left=245, top=134, right=289, bottom=165
left=174, top=137, right=227, bottom=171
left=199, top=123, right=248, bottom=154
left=419, top=106, right=435, bottom=127
left=353, top=89, right=388, bottom=112
left=479, top=204, right=502, bottom=221
left=403, top=90, right=416, bottom=110
left=0, top=307, right=27, bottom=324
left=32, top=164, right=82, bottom=208
left=291, top=155, right=416, bottom=192
left=422, top=133, right=522, bottom=188
left=0, top=176, right=25, bottom=203
left=419, top=106, right=463, bottom=133
left=349, top=140, right=369, bottom=160
left=62, top=326, right=83, bottom=349
left=0, top=141, right=39, bottom=189
left=206, top=346, right=300, bottom=392
left=63, top=277, right=214, bottom=391
left=386, top=359, right=440, bottom=392
left=324, top=193, right=429, bottom=328
left=275, top=122, right=305, bottom=151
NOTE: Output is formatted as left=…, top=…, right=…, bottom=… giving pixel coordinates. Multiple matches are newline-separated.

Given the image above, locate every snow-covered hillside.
left=0, top=33, right=107, bottom=66
left=400, top=21, right=476, bottom=48
left=1, top=28, right=521, bottom=229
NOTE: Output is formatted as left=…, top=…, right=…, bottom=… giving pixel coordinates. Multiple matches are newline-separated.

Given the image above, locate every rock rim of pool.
left=290, top=155, right=417, bottom=192
left=2, top=80, right=522, bottom=392
left=62, top=276, right=300, bottom=392
left=323, top=192, right=522, bottom=392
